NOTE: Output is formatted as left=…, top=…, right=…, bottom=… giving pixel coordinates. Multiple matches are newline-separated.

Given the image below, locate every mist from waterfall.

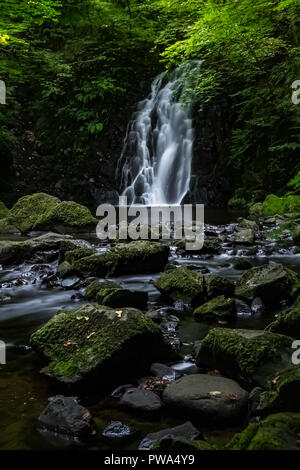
left=117, top=61, right=202, bottom=206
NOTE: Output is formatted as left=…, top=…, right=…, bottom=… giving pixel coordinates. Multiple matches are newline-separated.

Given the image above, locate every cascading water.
left=117, top=61, right=202, bottom=206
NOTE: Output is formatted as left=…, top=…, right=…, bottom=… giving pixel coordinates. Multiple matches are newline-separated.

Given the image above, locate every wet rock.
left=194, top=296, right=236, bottom=321
left=149, top=363, right=181, bottom=380
left=145, top=310, right=162, bottom=323
left=175, top=237, right=221, bottom=255
left=97, top=286, right=148, bottom=310
left=231, top=229, right=255, bottom=245
left=37, top=395, right=96, bottom=440
left=206, top=275, right=235, bottom=299
left=248, top=387, right=264, bottom=417
left=58, top=238, right=95, bottom=263
left=111, top=384, right=134, bottom=398
left=270, top=296, right=300, bottom=337
left=258, top=366, right=300, bottom=415
left=57, top=261, right=73, bottom=278
left=155, top=267, right=205, bottom=306
left=72, top=240, right=169, bottom=277
left=238, top=219, right=259, bottom=232
left=292, top=226, right=300, bottom=244
left=235, top=299, right=252, bottom=317
left=226, top=412, right=300, bottom=450
left=232, top=258, right=253, bottom=271
left=120, top=387, right=162, bottom=416
left=30, top=304, right=177, bottom=385
left=102, top=421, right=135, bottom=440
left=138, top=421, right=200, bottom=450
left=60, top=277, right=80, bottom=289
left=196, top=328, right=293, bottom=387
left=162, top=374, right=249, bottom=426
left=151, top=437, right=215, bottom=451
left=235, top=262, right=299, bottom=306
left=64, top=248, right=96, bottom=265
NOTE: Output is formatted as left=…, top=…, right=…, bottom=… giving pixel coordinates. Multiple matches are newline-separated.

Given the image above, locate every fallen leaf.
left=207, top=370, right=220, bottom=376
left=63, top=340, right=76, bottom=347
left=82, top=411, right=91, bottom=420
left=227, top=393, right=237, bottom=401
left=86, top=331, right=95, bottom=339
left=116, top=310, right=123, bottom=318
left=272, top=376, right=280, bottom=385
left=218, top=320, right=228, bottom=326
left=209, top=391, right=221, bottom=396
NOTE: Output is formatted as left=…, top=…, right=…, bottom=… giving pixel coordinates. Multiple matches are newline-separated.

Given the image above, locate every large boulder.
left=72, top=241, right=169, bottom=277
left=226, top=413, right=300, bottom=450
left=235, top=262, right=299, bottom=306
left=30, top=304, right=177, bottom=385
left=175, top=238, right=221, bottom=255
left=206, top=275, right=235, bottom=299
left=162, top=374, right=249, bottom=426
left=196, top=328, right=293, bottom=387
left=230, top=229, right=255, bottom=245
left=258, top=366, right=300, bottom=415
left=154, top=267, right=205, bottom=306
left=0, top=233, right=69, bottom=266
left=138, top=422, right=200, bottom=450
left=194, top=296, right=236, bottom=321
left=37, top=395, right=96, bottom=440
left=270, top=296, right=300, bottom=337
left=8, top=193, right=61, bottom=233
left=260, top=194, right=300, bottom=217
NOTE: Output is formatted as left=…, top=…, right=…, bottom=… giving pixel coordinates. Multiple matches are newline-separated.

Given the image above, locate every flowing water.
left=118, top=61, right=202, bottom=205
left=1, top=210, right=300, bottom=449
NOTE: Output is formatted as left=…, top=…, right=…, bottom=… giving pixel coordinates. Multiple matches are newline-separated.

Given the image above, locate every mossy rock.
left=175, top=237, right=221, bottom=255
left=292, top=225, right=300, bottom=244
left=0, top=218, right=21, bottom=235
left=0, top=233, right=68, bottom=266
left=258, top=366, right=300, bottom=415
left=0, top=201, right=9, bottom=219
left=259, top=194, right=300, bottom=217
left=228, top=196, right=248, bottom=210
left=249, top=202, right=263, bottom=217
left=57, top=260, right=73, bottom=277
left=269, top=296, right=300, bottom=337
left=58, top=239, right=94, bottom=263
left=196, top=328, right=293, bottom=387
left=97, top=288, right=148, bottom=310
left=33, top=200, right=97, bottom=233
left=238, top=219, right=259, bottom=231
left=72, top=241, right=169, bottom=277
left=230, top=228, right=255, bottom=245
left=155, top=267, right=205, bottom=306
left=226, top=413, right=300, bottom=450
left=194, top=296, right=236, bottom=321
left=30, top=304, right=176, bottom=385
left=206, top=275, right=235, bottom=299
left=85, top=280, right=117, bottom=301
left=235, top=262, right=299, bottom=306
left=9, top=193, right=61, bottom=233
left=64, top=248, right=96, bottom=265
left=232, top=258, right=253, bottom=271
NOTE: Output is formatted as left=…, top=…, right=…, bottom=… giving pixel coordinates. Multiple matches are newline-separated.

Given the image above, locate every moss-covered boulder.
left=250, top=194, right=300, bottom=218
left=175, top=237, right=221, bottom=255
left=0, top=218, right=21, bottom=235
left=33, top=200, right=97, bottom=233
left=230, top=229, right=255, bottom=245
left=270, top=296, right=300, bottom=337
left=206, top=275, right=235, bottom=299
left=58, top=239, right=94, bottom=263
left=0, top=201, right=9, bottom=219
left=258, top=366, right=300, bottom=415
left=0, top=233, right=69, bottom=266
left=8, top=193, right=61, bottom=233
left=95, top=281, right=148, bottom=310
left=235, top=262, right=299, bottom=306
left=194, top=296, right=236, bottom=321
left=238, top=219, right=259, bottom=231
left=154, top=267, right=205, bottom=306
left=72, top=241, right=169, bottom=277
left=196, top=328, right=293, bottom=387
left=64, top=248, right=96, bottom=265
left=30, top=304, right=176, bottom=385
left=226, top=413, right=300, bottom=450
left=292, top=226, right=300, bottom=244
left=84, top=280, right=114, bottom=301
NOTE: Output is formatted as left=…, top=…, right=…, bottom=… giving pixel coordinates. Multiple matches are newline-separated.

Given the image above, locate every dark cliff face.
left=183, top=97, right=233, bottom=207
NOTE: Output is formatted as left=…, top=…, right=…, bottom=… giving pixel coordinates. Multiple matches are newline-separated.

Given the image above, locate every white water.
left=118, top=61, right=202, bottom=205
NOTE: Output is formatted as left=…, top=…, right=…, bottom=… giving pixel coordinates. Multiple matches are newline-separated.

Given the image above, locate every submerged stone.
left=196, top=328, right=293, bottom=387
left=30, top=304, right=176, bottom=385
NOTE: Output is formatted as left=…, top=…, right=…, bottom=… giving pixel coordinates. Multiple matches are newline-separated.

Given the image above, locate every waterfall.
left=117, top=61, right=202, bottom=206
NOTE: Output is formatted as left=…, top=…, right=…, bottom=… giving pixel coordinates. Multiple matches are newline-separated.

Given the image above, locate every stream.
left=0, top=209, right=300, bottom=450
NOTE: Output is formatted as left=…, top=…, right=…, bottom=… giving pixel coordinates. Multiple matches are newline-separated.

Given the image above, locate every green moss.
left=98, top=288, right=148, bottom=310
left=206, top=275, right=235, bottom=299
left=259, top=366, right=300, bottom=414
left=34, top=200, right=97, bottom=232
left=227, top=413, right=300, bottom=450
left=0, top=218, right=20, bottom=234
left=228, top=196, right=248, bottom=210
left=9, top=193, right=61, bottom=233
left=199, top=328, right=292, bottom=382
left=270, top=296, right=300, bottom=337
left=194, top=296, right=236, bottom=321
left=64, top=248, right=96, bottom=264
left=0, top=201, right=9, bottom=219
left=261, top=194, right=300, bottom=217
left=249, top=202, right=263, bottom=217
left=175, top=238, right=221, bottom=254
left=155, top=267, right=205, bottom=304
left=30, top=304, right=164, bottom=383
left=58, top=238, right=93, bottom=263
left=85, top=280, right=114, bottom=301
left=292, top=225, right=300, bottom=244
